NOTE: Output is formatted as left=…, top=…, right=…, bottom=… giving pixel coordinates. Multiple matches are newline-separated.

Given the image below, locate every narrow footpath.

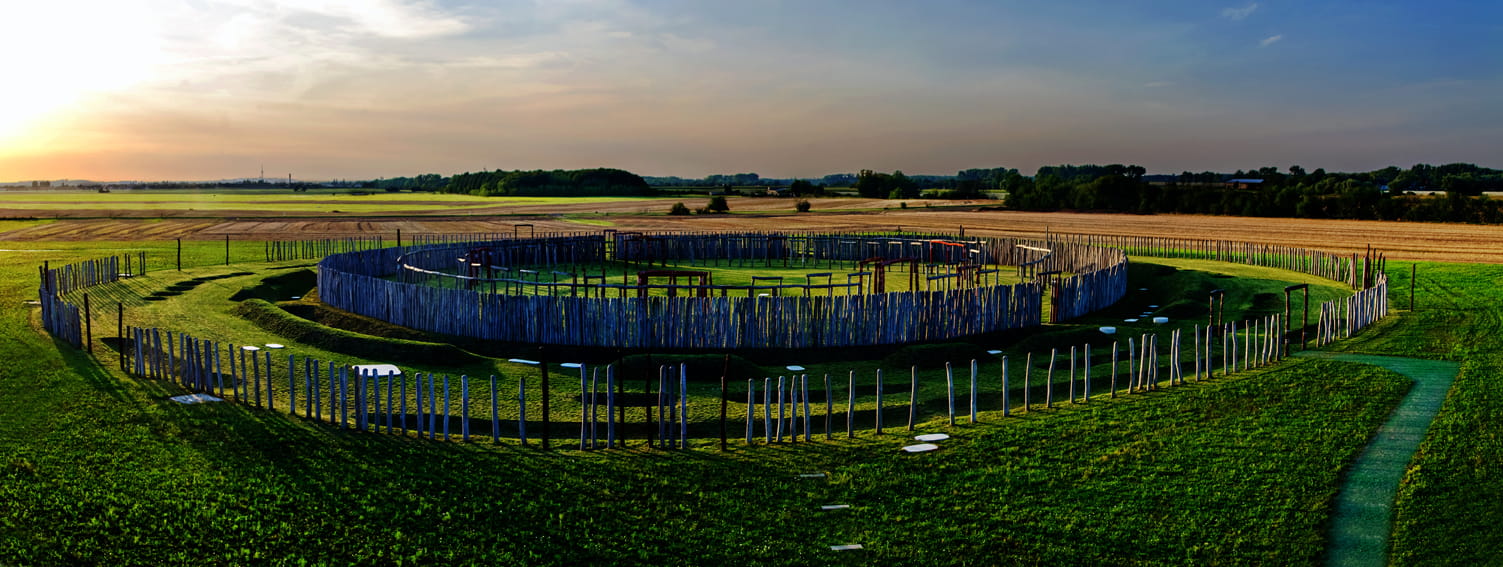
left=1294, top=352, right=1459, bottom=567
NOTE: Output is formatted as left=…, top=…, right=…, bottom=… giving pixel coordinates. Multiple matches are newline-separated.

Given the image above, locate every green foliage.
left=667, top=202, right=691, bottom=216
left=444, top=168, right=653, bottom=197
left=855, top=169, right=919, bottom=199
left=794, top=199, right=811, bottom=213
left=1008, top=162, right=1503, bottom=222
left=788, top=179, right=823, bottom=197
left=232, top=299, right=482, bottom=367
left=705, top=195, right=730, bottom=214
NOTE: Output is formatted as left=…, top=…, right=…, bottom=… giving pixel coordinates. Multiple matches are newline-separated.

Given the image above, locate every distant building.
left=1225, top=178, right=1264, bottom=190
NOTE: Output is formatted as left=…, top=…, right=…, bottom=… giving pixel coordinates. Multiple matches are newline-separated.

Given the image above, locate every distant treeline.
left=371, top=168, right=652, bottom=197
left=1006, top=163, right=1503, bottom=223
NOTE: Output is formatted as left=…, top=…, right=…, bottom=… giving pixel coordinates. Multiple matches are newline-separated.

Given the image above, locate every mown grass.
left=1328, top=261, right=1503, bottom=565
left=0, top=239, right=1426, bottom=564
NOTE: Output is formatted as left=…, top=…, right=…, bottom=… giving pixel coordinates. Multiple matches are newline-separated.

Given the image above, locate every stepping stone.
left=901, top=443, right=940, bottom=453
left=798, top=473, right=826, bottom=478
left=786, top=365, right=806, bottom=372
left=561, top=363, right=583, bottom=369
left=507, top=358, right=541, bottom=365
left=914, top=433, right=950, bottom=442
left=830, top=544, right=864, bottom=551
left=264, top=343, right=284, bottom=349
left=1124, top=318, right=1139, bottom=323
left=1148, top=304, right=1159, bottom=308
left=986, top=350, right=1003, bottom=355
left=241, top=345, right=260, bottom=352
left=170, top=394, right=223, bottom=404
left=819, top=504, right=851, bottom=511
left=1100, top=327, right=1116, bottom=334
left=1152, top=317, right=1169, bottom=324
left=352, top=364, right=402, bottom=377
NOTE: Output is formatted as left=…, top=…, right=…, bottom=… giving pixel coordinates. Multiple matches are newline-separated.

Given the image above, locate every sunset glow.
left=0, top=1, right=1498, bottom=181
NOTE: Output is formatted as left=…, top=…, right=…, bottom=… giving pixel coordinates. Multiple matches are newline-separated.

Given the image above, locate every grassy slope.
left=0, top=241, right=1443, bottom=565
left=1331, top=262, right=1503, bottom=565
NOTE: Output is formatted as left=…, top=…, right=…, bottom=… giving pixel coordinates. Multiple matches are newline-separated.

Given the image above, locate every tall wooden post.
left=539, top=353, right=550, bottom=449
left=176, top=238, right=181, bottom=271
left=1410, top=263, right=1416, bottom=311
left=117, top=302, right=124, bottom=371
left=83, top=293, right=92, bottom=353
left=716, top=354, right=730, bottom=450
left=225, top=235, right=230, bottom=265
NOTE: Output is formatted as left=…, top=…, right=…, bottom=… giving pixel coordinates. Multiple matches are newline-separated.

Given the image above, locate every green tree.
left=668, top=202, right=691, bottom=216
left=706, top=196, right=730, bottom=214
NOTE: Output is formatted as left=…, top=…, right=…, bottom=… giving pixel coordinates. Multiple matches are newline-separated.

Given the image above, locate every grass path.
left=1294, top=352, right=1459, bottom=567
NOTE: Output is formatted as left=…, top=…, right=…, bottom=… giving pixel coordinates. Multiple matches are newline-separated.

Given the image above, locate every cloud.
left=1222, top=3, right=1258, bottom=20
left=1259, top=34, right=1284, bottom=47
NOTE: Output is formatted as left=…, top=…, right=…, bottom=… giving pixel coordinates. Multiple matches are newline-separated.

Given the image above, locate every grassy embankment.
left=0, top=237, right=1436, bottom=565
left=1325, top=261, right=1503, bottom=565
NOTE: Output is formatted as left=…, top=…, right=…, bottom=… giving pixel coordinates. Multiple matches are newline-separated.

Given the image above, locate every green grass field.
left=1, top=237, right=1496, bottom=564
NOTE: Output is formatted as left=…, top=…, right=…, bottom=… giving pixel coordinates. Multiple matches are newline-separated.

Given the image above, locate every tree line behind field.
left=370, top=168, right=652, bottom=197
left=1006, top=162, right=1503, bottom=223
left=367, top=162, right=1503, bottom=223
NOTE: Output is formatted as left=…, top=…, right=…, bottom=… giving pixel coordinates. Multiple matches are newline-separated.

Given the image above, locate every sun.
left=0, top=1, right=166, bottom=145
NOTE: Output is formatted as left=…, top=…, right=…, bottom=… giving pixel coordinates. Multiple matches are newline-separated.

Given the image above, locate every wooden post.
left=1410, top=263, right=1416, bottom=311
left=907, top=366, right=917, bottom=431
left=802, top=374, right=810, bottom=442
left=517, top=375, right=528, bottom=446
left=117, top=303, right=124, bottom=371
left=945, top=362, right=955, bottom=426
left=1068, top=346, right=1076, bottom=403
left=1083, top=345, right=1091, bottom=401
left=846, top=371, right=854, bottom=438
left=745, top=378, right=755, bottom=445
left=539, top=350, right=550, bottom=449
left=765, top=377, right=774, bottom=443
left=580, top=367, right=589, bottom=450
left=176, top=238, right=181, bottom=271
left=606, top=366, right=616, bottom=448
left=824, top=374, right=832, bottom=440
left=719, top=354, right=730, bottom=451
left=225, top=234, right=230, bottom=265
left=82, top=293, right=91, bottom=353
left=1022, top=352, right=1032, bottom=412
left=1000, top=356, right=1010, bottom=416
left=1045, top=348, right=1055, bottom=408
left=874, top=368, right=883, bottom=434
left=775, top=375, right=784, bottom=443
left=1110, top=342, right=1118, bottom=398
left=969, top=359, right=978, bottom=422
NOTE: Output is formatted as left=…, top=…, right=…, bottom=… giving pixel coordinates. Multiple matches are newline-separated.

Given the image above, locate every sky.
left=0, top=0, right=1499, bottom=181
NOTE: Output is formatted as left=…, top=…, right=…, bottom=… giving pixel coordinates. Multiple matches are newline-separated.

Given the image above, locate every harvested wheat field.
left=3, top=205, right=1501, bottom=264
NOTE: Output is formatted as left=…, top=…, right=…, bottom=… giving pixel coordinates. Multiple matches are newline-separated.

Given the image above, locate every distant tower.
left=260, top=165, right=265, bottom=184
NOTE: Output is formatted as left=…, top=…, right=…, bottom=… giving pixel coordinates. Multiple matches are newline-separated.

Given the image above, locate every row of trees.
left=442, top=169, right=652, bottom=197
left=1006, top=163, right=1503, bottom=223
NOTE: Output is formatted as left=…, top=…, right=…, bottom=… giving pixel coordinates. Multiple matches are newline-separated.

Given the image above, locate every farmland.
left=2, top=194, right=1500, bottom=565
